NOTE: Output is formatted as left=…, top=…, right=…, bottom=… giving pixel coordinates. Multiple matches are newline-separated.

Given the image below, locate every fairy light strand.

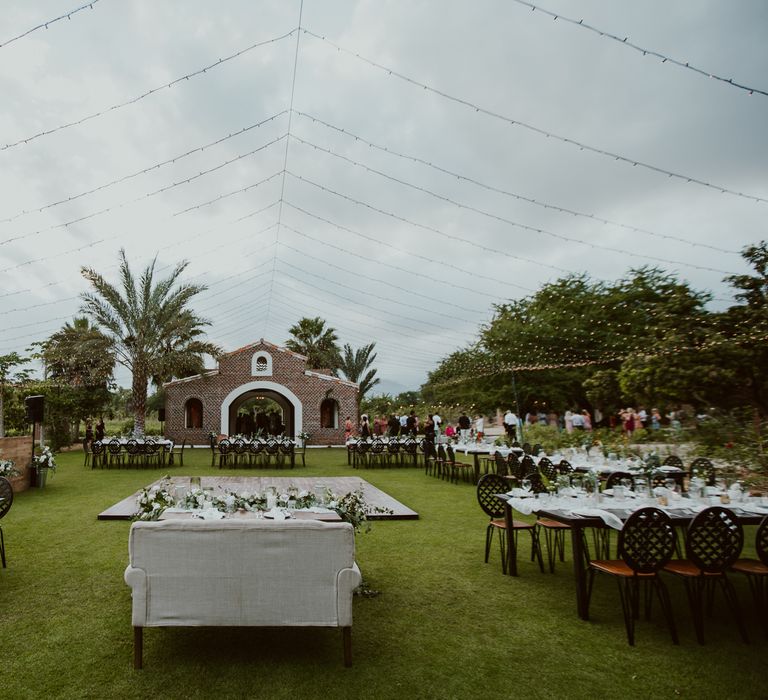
left=302, top=28, right=768, bottom=204
left=289, top=133, right=737, bottom=275
left=1, top=29, right=297, bottom=151
left=0, top=1, right=100, bottom=49
left=292, top=110, right=740, bottom=255
left=510, top=0, right=768, bottom=98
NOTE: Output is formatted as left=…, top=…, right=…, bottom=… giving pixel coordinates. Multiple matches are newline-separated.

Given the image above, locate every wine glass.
left=521, top=478, right=532, bottom=494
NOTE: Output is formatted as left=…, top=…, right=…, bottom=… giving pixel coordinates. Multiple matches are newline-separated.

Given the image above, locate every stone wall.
left=0, top=435, right=33, bottom=492
left=164, top=340, right=358, bottom=446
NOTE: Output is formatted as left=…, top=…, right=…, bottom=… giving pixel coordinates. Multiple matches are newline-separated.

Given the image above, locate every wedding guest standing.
left=388, top=414, right=400, bottom=436
left=503, top=408, right=518, bottom=439
left=475, top=414, right=484, bottom=439
left=582, top=409, right=592, bottom=431
left=344, top=416, right=353, bottom=441
left=458, top=412, right=471, bottom=441
left=360, top=415, right=371, bottom=439
left=95, top=418, right=105, bottom=442
left=564, top=410, right=574, bottom=433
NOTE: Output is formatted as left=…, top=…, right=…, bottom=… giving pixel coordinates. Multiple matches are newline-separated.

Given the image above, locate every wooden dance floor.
left=97, top=475, right=418, bottom=520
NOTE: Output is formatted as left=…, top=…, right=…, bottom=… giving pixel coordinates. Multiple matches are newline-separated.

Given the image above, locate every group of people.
left=346, top=410, right=488, bottom=442
left=83, top=418, right=106, bottom=445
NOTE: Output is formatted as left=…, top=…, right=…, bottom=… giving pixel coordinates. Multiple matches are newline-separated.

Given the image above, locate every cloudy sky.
left=1, top=0, right=766, bottom=393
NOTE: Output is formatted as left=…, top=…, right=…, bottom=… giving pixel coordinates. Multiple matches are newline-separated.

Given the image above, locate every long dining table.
left=498, top=492, right=768, bottom=620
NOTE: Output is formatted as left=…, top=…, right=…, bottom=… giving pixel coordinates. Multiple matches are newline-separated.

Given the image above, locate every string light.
left=0, top=112, right=287, bottom=228
left=290, top=134, right=738, bottom=275
left=1, top=29, right=297, bottom=151
left=284, top=171, right=572, bottom=275
left=173, top=171, right=283, bottom=216
left=510, top=0, right=768, bottom=98
left=0, top=1, right=100, bottom=49
left=292, top=109, right=740, bottom=255
left=303, top=28, right=768, bottom=205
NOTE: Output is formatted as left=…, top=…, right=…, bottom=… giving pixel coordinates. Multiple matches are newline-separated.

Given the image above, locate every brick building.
left=163, top=340, right=358, bottom=446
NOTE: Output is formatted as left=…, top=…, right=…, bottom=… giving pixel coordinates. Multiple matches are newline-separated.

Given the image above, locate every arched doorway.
left=220, top=381, right=303, bottom=438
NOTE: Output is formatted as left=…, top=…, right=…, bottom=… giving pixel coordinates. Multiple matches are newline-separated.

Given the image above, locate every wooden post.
left=342, top=627, right=352, bottom=667
left=133, top=627, right=143, bottom=669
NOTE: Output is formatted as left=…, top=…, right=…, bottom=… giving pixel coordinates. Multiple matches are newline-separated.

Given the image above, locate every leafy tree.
left=285, top=317, right=341, bottom=371
left=337, top=343, right=380, bottom=411
left=0, top=352, right=31, bottom=437
left=80, top=250, right=220, bottom=437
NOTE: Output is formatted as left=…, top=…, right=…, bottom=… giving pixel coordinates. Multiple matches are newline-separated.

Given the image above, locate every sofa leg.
left=342, top=627, right=352, bottom=667
left=133, top=627, right=143, bottom=670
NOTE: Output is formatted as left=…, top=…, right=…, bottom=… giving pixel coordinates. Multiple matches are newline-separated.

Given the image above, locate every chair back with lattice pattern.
left=437, top=444, right=447, bottom=462
left=686, top=507, right=744, bottom=573
left=249, top=439, right=264, bottom=455
left=618, top=507, right=676, bottom=574
left=218, top=439, right=232, bottom=455
left=689, top=457, right=716, bottom=485
left=401, top=438, right=416, bottom=455
left=387, top=440, right=400, bottom=455
left=532, top=443, right=543, bottom=457
left=522, top=442, right=532, bottom=455
left=144, top=439, right=159, bottom=455
left=523, top=472, right=547, bottom=494
left=0, top=477, right=13, bottom=520
left=108, top=439, right=122, bottom=455
left=279, top=439, right=294, bottom=455
left=538, top=457, right=557, bottom=482
left=370, top=439, right=385, bottom=455
left=756, top=516, right=768, bottom=567
left=605, top=471, right=635, bottom=490
left=446, top=445, right=460, bottom=463
left=92, top=441, right=105, bottom=457
left=649, top=470, right=667, bottom=489
left=233, top=439, right=247, bottom=455
left=493, top=452, right=507, bottom=476
left=423, top=441, right=437, bottom=461
left=125, top=439, right=141, bottom=456
left=476, top=474, right=508, bottom=519
left=662, top=455, right=684, bottom=469
left=520, top=455, right=535, bottom=474
left=557, top=459, right=573, bottom=474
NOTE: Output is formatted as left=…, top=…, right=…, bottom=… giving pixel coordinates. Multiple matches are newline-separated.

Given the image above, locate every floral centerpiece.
left=297, top=431, right=310, bottom=447
left=0, top=456, right=19, bottom=479
left=134, top=478, right=176, bottom=520
left=132, top=480, right=392, bottom=530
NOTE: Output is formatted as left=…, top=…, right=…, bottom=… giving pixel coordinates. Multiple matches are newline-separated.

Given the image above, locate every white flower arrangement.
left=132, top=482, right=391, bottom=531
left=0, top=457, right=19, bottom=478
left=33, top=446, right=57, bottom=472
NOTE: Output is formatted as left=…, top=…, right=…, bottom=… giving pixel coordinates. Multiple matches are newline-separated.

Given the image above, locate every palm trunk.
left=0, top=384, right=5, bottom=438
left=132, top=370, right=147, bottom=438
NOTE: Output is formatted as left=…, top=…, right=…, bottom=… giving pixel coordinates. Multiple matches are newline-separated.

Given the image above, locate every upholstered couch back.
left=125, top=518, right=360, bottom=628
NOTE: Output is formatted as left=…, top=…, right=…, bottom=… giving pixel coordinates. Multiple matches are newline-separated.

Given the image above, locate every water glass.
left=521, top=478, right=532, bottom=494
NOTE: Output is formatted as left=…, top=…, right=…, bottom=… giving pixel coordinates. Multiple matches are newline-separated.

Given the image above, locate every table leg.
left=570, top=524, right=589, bottom=620
left=504, top=503, right=519, bottom=576
left=473, top=453, right=480, bottom=484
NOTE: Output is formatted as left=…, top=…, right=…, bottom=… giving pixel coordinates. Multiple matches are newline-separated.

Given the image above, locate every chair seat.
left=537, top=518, right=570, bottom=530
left=664, top=560, right=722, bottom=577
left=590, top=560, right=656, bottom=578
left=731, top=558, right=768, bottom=576
left=490, top=517, right=536, bottom=531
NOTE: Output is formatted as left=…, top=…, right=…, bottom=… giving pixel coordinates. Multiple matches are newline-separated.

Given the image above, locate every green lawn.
left=1, top=448, right=764, bottom=699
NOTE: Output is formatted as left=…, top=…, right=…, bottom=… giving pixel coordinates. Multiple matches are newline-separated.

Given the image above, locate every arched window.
left=185, top=398, right=203, bottom=429
left=320, top=398, right=339, bottom=429
left=251, top=351, right=273, bottom=376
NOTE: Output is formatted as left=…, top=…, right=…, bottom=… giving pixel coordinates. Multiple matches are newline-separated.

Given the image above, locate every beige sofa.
left=124, top=518, right=362, bottom=668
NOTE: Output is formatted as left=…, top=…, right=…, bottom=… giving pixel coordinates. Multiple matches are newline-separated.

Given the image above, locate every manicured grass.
left=1, top=447, right=765, bottom=699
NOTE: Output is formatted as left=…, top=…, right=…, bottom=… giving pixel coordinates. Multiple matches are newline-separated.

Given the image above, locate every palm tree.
left=80, top=250, right=220, bottom=437
left=338, top=342, right=380, bottom=411
left=38, top=317, right=114, bottom=387
left=285, top=317, right=341, bottom=371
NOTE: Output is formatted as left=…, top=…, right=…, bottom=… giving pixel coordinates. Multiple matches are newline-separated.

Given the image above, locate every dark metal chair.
left=248, top=438, right=264, bottom=467
left=124, top=439, right=142, bottom=467
left=169, top=439, right=186, bottom=467
left=605, top=471, right=636, bottom=490
left=557, top=459, right=574, bottom=475
left=91, top=440, right=105, bottom=468
left=476, top=474, right=542, bottom=575
left=386, top=438, right=401, bottom=467
left=731, top=515, right=768, bottom=639
left=279, top=439, right=294, bottom=468
left=402, top=437, right=418, bottom=468
left=663, top=506, right=749, bottom=644
left=232, top=438, right=248, bottom=467
left=662, top=455, right=684, bottom=469
left=446, top=445, right=474, bottom=483
left=689, top=457, right=716, bottom=485
left=369, top=439, right=386, bottom=468
left=143, top=439, right=161, bottom=468
left=0, top=476, right=13, bottom=568
left=493, top=451, right=509, bottom=478
left=218, top=439, right=232, bottom=468
left=107, top=439, right=124, bottom=468
left=538, top=457, right=558, bottom=483
left=588, top=507, right=678, bottom=646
